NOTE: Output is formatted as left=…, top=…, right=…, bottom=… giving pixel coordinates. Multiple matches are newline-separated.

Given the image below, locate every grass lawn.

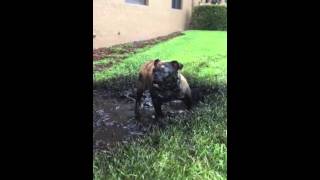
left=93, top=30, right=227, bottom=180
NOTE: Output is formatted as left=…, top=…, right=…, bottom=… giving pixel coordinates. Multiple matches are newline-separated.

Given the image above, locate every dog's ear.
left=171, top=60, right=183, bottom=70
left=154, top=59, right=160, bottom=66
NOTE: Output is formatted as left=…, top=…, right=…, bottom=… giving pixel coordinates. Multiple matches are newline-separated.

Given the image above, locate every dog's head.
left=153, top=59, right=183, bottom=83
left=152, top=59, right=183, bottom=91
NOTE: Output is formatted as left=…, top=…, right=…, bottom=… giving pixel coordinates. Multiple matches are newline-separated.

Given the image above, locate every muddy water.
left=93, top=89, right=188, bottom=152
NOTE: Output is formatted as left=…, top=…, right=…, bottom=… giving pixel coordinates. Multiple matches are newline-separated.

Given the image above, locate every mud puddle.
left=93, top=89, right=189, bottom=152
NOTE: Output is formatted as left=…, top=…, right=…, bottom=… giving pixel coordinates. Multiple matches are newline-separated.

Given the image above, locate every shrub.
left=190, top=5, right=227, bottom=30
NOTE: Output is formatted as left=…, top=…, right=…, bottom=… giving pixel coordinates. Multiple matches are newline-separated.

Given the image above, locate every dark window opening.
left=125, top=0, right=148, bottom=5
left=172, top=0, right=182, bottom=9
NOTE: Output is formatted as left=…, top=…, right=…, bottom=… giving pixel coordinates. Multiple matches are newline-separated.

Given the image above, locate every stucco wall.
left=93, top=0, right=195, bottom=49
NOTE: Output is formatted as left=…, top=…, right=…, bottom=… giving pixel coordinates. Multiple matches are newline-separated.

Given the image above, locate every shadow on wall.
left=185, top=9, right=192, bottom=29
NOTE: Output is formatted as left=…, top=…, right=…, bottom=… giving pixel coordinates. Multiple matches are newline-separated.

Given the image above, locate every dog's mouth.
left=152, top=82, right=179, bottom=92
left=152, top=73, right=181, bottom=93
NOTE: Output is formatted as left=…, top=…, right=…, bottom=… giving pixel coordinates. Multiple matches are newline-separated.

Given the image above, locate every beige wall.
left=93, top=0, right=195, bottom=49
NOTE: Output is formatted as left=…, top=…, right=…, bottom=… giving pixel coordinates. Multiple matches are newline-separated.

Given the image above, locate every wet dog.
left=135, top=59, right=192, bottom=120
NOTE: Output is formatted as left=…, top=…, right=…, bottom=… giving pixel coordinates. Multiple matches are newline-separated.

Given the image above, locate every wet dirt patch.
left=93, top=59, right=122, bottom=72
left=93, top=85, right=217, bottom=153
left=93, top=63, right=113, bottom=72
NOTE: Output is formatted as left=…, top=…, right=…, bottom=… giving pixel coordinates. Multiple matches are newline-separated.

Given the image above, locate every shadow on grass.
left=94, top=73, right=227, bottom=180
left=93, top=80, right=227, bottom=179
left=93, top=74, right=226, bottom=103
left=93, top=74, right=226, bottom=127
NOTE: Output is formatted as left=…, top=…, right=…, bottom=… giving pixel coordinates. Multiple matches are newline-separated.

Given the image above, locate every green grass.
left=93, top=30, right=227, bottom=180
left=93, top=30, right=227, bottom=86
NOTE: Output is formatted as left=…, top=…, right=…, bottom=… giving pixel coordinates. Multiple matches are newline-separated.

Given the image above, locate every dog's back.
left=136, top=60, right=155, bottom=92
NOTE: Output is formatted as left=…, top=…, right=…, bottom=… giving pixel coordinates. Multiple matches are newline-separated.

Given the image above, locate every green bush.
left=190, top=5, right=227, bottom=30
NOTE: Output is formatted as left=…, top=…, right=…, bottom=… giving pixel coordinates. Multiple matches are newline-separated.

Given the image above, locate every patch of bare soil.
left=93, top=32, right=184, bottom=62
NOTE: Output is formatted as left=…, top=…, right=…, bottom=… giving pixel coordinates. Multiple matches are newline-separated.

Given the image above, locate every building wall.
left=93, top=0, right=195, bottom=49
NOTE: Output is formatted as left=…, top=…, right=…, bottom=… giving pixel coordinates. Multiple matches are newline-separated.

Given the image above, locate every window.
left=172, top=0, right=182, bottom=9
left=211, top=0, right=223, bottom=4
left=125, top=0, right=148, bottom=5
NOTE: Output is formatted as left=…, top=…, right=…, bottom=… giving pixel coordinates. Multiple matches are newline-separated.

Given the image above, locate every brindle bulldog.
left=135, top=59, right=192, bottom=120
